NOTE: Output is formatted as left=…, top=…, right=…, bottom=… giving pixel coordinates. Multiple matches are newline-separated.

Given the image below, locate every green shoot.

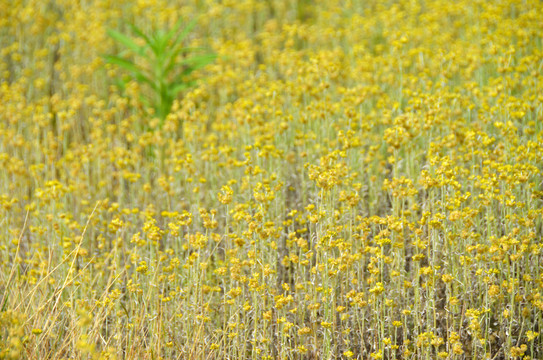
left=104, top=17, right=216, bottom=129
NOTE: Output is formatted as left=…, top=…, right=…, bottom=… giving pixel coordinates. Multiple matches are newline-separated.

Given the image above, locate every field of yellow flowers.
left=1, top=0, right=543, bottom=359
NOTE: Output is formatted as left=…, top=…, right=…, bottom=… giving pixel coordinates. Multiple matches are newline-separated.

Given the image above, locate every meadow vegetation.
left=0, top=0, right=542, bottom=359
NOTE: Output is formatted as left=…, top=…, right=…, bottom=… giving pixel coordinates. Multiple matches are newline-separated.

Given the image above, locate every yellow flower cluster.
left=1, top=0, right=542, bottom=359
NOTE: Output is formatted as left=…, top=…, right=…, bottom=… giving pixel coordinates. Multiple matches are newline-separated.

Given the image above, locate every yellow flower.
left=526, top=331, right=539, bottom=341
left=218, top=185, right=234, bottom=204
left=321, top=321, right=332, bottom=329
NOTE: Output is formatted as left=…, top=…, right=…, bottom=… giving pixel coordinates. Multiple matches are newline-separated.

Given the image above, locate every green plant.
left=104, top=17, right=216, bottom=129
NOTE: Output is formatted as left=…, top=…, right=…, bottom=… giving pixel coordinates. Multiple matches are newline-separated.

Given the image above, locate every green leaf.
left=154, top=18, right=199, bottom=64
left=103, top=55, right=157, bottom=91
left=182, top=53, right=217, bottom=67
left=129, top=24, right=157, bottom=54
left=164, top=46, right=211, bottom=75
left=107, top=29, right=146, bottom=57
left=171, top=66, right=199, bottom=84
left=153, top=36, right=168, bottom=60
left=104, top=55, right=139, bottom=72
left=168, top=17, right=198, bottom=48
left=139, top=94, right=152, bottom=108
left=168, top=80, right=197, bottom=97
left=114, top=78, right=127, bottom=93
left=170, top=53, right=217, bottom=78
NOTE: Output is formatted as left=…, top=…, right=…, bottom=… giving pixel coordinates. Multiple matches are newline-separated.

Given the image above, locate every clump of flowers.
left=0, top=0, right=542, bottom=359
